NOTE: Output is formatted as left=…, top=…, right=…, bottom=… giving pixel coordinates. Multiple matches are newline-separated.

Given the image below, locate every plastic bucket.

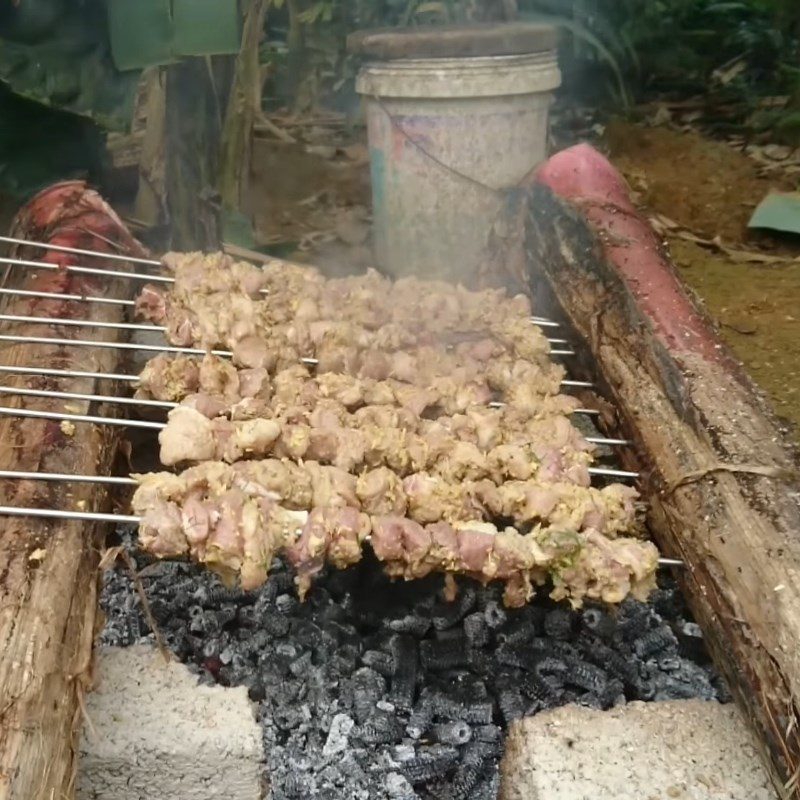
left=356, top=49, right=560, bottom=286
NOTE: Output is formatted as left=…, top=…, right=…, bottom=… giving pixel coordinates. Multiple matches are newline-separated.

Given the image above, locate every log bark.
left=165, top=58, right=223, bottom=250
left=524, top=144, right=800, bottom=798
left=0, top=182, right=146, bottom=800
left=218, top=0, right=268, bottom=214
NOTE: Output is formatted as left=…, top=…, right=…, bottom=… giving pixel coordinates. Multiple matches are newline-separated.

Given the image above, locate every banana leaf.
left=106, top=0, right=241, bottom=71
left=0, top=0, right=140, bottom=131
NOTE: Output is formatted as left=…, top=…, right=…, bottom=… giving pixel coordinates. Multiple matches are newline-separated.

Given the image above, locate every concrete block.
left=78, top=644, right=264, bottom=800
left=500, top=700, right=776, bottom=800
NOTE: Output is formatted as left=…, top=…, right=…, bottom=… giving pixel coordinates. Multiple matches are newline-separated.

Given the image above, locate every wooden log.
left=523, top=144, right=800, bottom=799
left=0, top=182, right=146, bottom=800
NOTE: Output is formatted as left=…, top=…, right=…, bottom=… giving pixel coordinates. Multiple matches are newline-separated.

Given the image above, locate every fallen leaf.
left=748, top=191, right=800, bottom=236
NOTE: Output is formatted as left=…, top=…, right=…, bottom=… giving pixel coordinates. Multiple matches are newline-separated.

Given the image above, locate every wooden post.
left=523, top=144, right=800, bottom=799
left=0, top=182, right=145, bottom=800
left=165, top=58, right=223, bottom=250
left=219, top=0, right=268, bottom=214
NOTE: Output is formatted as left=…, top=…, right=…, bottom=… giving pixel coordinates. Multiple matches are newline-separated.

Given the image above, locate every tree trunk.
left=0, top=181, right=145, bottom=800
left=524, top=145, right=800, bottom=799
left=219, top=0, right=268, bottom=214
left=165, top=58, right=222, bottom=250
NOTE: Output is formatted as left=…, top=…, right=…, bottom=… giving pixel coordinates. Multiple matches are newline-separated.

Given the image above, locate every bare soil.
left=604, top=121, right=800, bottom=438
left=246, top=120, right=800, bottom=439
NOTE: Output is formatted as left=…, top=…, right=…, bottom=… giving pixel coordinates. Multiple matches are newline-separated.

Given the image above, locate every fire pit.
left=99, top=533, right=722, bottom=799
left=1, top=140, right=798, bottom=800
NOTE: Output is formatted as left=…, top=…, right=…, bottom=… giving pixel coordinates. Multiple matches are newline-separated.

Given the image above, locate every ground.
left=604, top=121, right=800, bottom=438
left=246, top=117, right=800, bottom=442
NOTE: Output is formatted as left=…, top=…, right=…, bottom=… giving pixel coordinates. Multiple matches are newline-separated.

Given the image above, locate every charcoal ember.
left=497, top=685, right=525, bottom=724
left=520, top=671, right=562, bottom=710
left=482, top=600, right=507, bottom=629
left=290, top=651, right=313, bottom=677
left=463, top=739, right=502, bottom=765
left=543, top=607, right=573, bottom=640
left=428, top=691, right=493, bottom=724
left=463, top=613, right=489, bottom=648
left=581, top=606, right=617, bottom=640
left=617, top=601, right=653, bottom=641
left=345, top=667, right=387, bottom=724
left=362, top=650, right=395, bottom=677
left=260, top=612, right=291, bottom=638
left=100, top=533, right=721, bottom=800
left=494, top=643, right=527, bottom=670
left=448, top=673, right=489, bottom=703
left=471, top=771, right=501, bottom=800
left=432, top=586, right=477, bottom=630
left=386, top=614, right=431, bottom=638
left=400, top=745, right=459, bottom=785
left=431, top=720, right=472, bottom=745
left=406, top=701, right=434, bottom=739
left=564, top=659, right=608, bottom=693
left=473, top=724, right=503, bottom=743
left=475, top=584, right=502, bottom=611
left=651, top=658, right=717, bottom=701
left=674, top=619, right=708, bottom=662
left=188, top=605, right=221, bottom=636
left=598, top=677, right=626, bottom=709
left=385, top=772, right=419, bottom=799
left=634, top=626, right=678, bottom=660
left=276, top=593, right=300, bottom=614
left=533, top=656, right=569, bottom=687
left=389, top=635, right=418, bottom=710
left=580, top=638, right=639, bottom=688
left=650, top=585, right=684, bottom=619
left=322, top=713, right=355, bottom=757
left=333, top=644, right=360, bottom=675
left=195, top=583, right=253, bottom=606
left=420, top=636, right=470, bottom=671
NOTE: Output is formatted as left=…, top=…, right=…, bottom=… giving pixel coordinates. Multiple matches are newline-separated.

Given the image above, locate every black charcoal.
left=100, top=532, right=722, bottom=800
left=431, top=720, right=472, bottom=745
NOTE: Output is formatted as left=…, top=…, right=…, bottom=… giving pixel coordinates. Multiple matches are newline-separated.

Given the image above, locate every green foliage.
left=106, top=0, right=241, bottom=71
left=262, top=0, right=799, bottom=123
left=0, top=0, right=140, bottom=130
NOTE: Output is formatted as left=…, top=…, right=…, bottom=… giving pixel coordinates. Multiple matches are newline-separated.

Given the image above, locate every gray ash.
left=101, top=526, right=729, bottom=799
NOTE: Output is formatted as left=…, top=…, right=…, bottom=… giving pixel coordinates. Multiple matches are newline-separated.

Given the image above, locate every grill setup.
left=0, top=219, right=704, bottom=800
left=0, top=234, right=659, bottom=544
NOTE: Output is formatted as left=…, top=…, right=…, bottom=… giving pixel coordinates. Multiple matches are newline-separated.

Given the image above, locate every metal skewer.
left=0, top=364, right=136, bottom=382
left=0, top=332, right=235, bottom=358
left=0, top=404, right=631, bottom=450
left=0, top=287, right=135, bottom=307
left=0, top=469, right=136, bottom=485
left=0, top=312, right=571, bottom=350
left=0, top=234, right=162, bottom=267
left=0, top=385, right=175, bottom=409
left=0, top=255, right=170, bottom=283
left=0, top=313, right=162, bottom=332
left=0, top=506, right=140, bottom=524
left=0, top=501, right=680, bottom=567
left=0, top=405, right=163, bottom=430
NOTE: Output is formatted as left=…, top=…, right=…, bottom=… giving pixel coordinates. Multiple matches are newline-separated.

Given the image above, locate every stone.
left=78, top=644, right=264, bottom=800
left=499, top=700, right=776, bottom=800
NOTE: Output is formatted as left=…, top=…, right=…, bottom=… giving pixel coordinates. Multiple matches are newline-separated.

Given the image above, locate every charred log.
left=524, top=144, right=800, bottom=799
left=0, top=182, right=146, bottom=800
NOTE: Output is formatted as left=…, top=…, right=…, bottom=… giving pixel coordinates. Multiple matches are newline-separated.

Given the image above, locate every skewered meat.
left=285, top=507, right=371, bottom=598
left=135, top=252, right=555, bottom=372
left=132, top=252, right=659, bottom=607
left=132, top=468, right=656, bottom=606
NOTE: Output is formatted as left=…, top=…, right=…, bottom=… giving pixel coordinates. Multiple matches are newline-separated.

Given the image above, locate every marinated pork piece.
left=134, top=252, right=556, bottom=372
left=285, top=507, right=371, bottom=598
left=158, top=406, right=216, bottom=465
